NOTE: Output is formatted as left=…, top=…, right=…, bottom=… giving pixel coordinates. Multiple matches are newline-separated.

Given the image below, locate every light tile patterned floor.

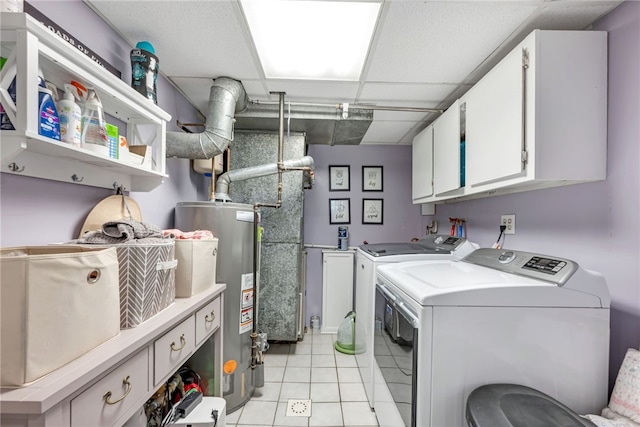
left=225, top=332, right=379, bottom=427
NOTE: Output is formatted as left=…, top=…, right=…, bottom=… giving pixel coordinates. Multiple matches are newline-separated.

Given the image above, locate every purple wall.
left=0, top=1, right=203, bottom=246
left=1, top=0, right=637, bottom=390
left=302, top=145, right=423, bottom=328
left=427, top=1, right=640, bottom=389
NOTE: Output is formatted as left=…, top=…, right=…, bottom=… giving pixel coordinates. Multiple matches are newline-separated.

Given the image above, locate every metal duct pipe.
left=166, top=77, right=248, bottom=158
left=213, top=155, right=315, bottom=202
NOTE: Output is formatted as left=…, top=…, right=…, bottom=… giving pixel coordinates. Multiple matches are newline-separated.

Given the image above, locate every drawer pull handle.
left=205, top=311, right=216, bottom=323
left=171, top=334, right=186, bottom=351
left=103, top=376, right=132, bottom=405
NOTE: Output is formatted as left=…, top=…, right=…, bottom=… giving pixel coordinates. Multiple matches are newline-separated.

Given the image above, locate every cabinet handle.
left=170, top=334, right=186, bottom=351
left=205, top=311, right=216, bottom=323
left=103, top=375, right=132, bottom=405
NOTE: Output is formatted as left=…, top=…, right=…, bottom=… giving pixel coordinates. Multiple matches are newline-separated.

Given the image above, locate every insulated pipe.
left=165, top=77, right=248, bottom=158
left=212, top=156, right=315, bottom=202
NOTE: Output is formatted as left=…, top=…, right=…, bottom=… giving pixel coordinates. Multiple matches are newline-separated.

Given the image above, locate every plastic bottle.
left=57, top=84, right=82, bottom=146
left=38, top=86, right=60, bottom=140
left=130, top=41, right=159, bottom=104
left=80, top=89, right=108, bottom=155
left=1, top=63, right=46, bottom=130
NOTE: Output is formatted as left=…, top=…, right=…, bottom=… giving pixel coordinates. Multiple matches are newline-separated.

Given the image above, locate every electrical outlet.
left=501, top=214, right=516, bottom=234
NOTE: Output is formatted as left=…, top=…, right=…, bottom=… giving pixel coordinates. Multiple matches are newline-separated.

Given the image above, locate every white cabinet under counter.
left=0, top=284, right=225, bottom=427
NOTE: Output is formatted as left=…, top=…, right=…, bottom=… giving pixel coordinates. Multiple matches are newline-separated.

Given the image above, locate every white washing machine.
left=355, top=235, right=478, bottom=409
left=373, top=248, right=610, bottom=427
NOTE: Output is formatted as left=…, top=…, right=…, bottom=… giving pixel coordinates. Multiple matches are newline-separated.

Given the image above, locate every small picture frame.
left=362, top=199, right=383, bottom=225
left=329, top=198, right=351, bottom=224
left=329, top=165, right=350, bottom=191
left=362, top=166, right=383, bottom=191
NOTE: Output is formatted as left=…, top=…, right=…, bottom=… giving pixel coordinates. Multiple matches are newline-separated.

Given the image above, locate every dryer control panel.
left=463, top=248, right=578, bottom=286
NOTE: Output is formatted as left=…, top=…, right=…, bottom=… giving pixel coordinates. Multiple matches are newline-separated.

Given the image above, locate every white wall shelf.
left=0, top=12, right=171, bottom=191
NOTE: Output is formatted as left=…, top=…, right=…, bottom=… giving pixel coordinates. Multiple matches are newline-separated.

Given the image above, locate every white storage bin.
left=0, top=246, right=120, bottom=386
left=174, top=238, right=218, bottom=298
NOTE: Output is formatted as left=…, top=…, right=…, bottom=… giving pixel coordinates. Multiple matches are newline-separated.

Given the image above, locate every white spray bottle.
left=58, top=84, right=82, bottom=146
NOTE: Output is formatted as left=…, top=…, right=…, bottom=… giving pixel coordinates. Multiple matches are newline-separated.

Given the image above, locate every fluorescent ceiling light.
left=240, top=0, right=381, bottom=81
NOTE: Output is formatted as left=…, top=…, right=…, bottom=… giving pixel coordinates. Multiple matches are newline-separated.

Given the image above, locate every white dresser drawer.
left=71, top=348, right=149, bottom=427
left=153, top=315, right=195, bottom=385
left=195, top=296, right=221, bottom=345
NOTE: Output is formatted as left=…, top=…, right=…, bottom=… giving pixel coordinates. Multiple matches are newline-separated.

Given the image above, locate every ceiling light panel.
left=240, top=0, right=381, bottom=81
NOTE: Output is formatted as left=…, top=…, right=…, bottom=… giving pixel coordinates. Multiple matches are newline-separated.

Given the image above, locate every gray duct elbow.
left=166, top=77, right=248, bottom=159
left=214, top=156, right=315, bottom=202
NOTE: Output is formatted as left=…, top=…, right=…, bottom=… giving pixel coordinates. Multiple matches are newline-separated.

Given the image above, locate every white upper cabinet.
left=412, top=124, right=434, bottom=202
left=464, top=49, right=524, bottom=187
left=0, top=13, right=171, bottom=191
left=412, top=30, right=607, bottom=204
left=433, top=99, right=462, bottom=196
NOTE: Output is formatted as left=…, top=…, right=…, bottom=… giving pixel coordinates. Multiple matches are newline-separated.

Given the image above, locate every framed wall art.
left=329, top=198, right=351, bottom=224
left=362, top=166, right=383, bottom=191
left=362, top=198, right=383, bottom=224
left=329, top=165, right=350, bottom=191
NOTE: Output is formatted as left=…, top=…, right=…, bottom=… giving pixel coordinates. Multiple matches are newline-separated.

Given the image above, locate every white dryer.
left=374, top=248, right=610, bottom=427
left=355, top=235, right=478, bottom=409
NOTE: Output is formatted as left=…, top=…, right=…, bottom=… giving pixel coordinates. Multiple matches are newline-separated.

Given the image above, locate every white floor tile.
left=311, top=343, right=336, bottom=355
left=341, top=402, right=378, bottom=426
left=280, top=382, right=310, bottom=401
left=289, top=343, right=312, bottom=355
left=339, top=383, right=367, bottom=402
left=273, top=402, right=309, bottom=426
left=311, top=367, right=338, bottom=383
left=265, top=366, right=285, bottom=382
left=311, top=354, right=336, bottom=368
left=266, top=353, right=289, bottom=367
left=309, top=402, right=343, bottom=426
left=287, top=354, right=312, bottom=367
left=284, top=367, right=311, bottom=383
left=334, top=352, right=358, bottom=368
left=252, top=382, right=282, bottom=401
left=226, top=406, right=243, bottom=424
left=337, top=367, right=362, bottom=383
left=270, top=344, right=292, bottom=355
left=313, top=334, right=335, bottom=345
left=310, top=382, right=340, bottom=402
left=237, top=400, right=278, bottom=425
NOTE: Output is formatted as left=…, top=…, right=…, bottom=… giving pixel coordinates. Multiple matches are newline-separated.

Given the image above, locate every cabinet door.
left=433, top=100, right=462, bottom=195
left=412, top=125, right=433, bottom=201
left=321, top=251, right=354, bottom=334
left=465, top=46, right=525, bottom=187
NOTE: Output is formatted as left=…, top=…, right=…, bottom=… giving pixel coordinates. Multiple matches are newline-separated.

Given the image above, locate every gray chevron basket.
left=112, top=240, right=176, bottom=328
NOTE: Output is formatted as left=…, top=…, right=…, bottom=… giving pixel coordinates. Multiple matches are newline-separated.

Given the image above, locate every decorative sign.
left=329, top=165, right=350, bottom=191
left=24, top=1, right=121, bottom=78
left=362, top=166, right=383, bottom=191
left=329, top=198, right=351, bottom=224
left=363, top=199, right=383, bottom=224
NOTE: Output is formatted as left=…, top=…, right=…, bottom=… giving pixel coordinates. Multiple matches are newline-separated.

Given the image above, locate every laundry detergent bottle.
left=130, top=41, right=159, bottom=104
left=80, top=88, right=108, bottom=155
left=57, top=84, right=82, bottom=146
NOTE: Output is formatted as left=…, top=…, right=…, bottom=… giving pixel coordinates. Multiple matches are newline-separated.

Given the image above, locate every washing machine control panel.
left=463, top=248, right=579, bottom=286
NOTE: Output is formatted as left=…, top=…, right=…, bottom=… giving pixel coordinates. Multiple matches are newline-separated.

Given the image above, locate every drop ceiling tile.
left=88, top=1, right=262, bottom=80
left=264, top=80, right=360, bottom=103
left=359, top=82, right=458, bottom=103
left=364, top=2, right=539, bottom=83
left=359, top=120, right=422, bottom=145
